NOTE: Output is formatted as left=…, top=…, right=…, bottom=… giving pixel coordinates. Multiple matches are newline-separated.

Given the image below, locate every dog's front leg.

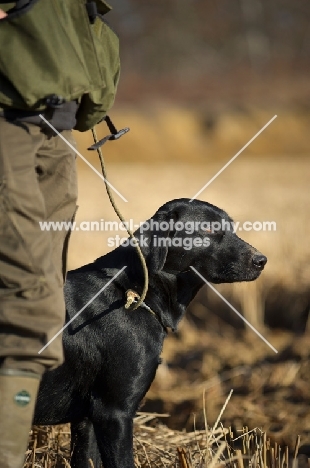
left=91, top=410, right=135, bottom=468
left=70, top=418, right=102, bottom=468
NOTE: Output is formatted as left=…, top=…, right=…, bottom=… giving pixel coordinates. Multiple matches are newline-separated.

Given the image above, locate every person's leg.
left=34, top=128, right=78, bottom=286
left=0, top=118, right=77, bottom=467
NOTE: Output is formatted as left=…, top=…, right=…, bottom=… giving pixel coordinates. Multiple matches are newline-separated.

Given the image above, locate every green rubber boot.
left=0, top=369, right=41, bottom=468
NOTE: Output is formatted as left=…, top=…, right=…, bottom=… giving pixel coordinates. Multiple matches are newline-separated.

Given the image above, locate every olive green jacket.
left=0, top=0, right=120, bottom=131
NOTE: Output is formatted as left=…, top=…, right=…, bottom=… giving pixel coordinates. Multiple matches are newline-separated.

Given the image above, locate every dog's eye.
left=201, top=228, right=225, bottom=243
left=203, top=228, right=225, bottom=237
left=211, top=230, right=225, bottom=240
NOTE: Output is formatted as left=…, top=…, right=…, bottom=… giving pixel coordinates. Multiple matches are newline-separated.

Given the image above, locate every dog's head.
left=135, top=198, right=267, bottom=284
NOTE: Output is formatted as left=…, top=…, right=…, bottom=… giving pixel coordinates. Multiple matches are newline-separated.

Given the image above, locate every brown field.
left=25, top=107, right=310, bottom=467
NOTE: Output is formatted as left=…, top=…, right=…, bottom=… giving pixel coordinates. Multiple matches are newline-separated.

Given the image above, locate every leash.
left=89, top=118, right=149, bottom=311
left=126, top=290, right=168, bottom=333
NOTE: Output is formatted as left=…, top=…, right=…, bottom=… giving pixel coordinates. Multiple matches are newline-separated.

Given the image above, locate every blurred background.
left=70, top=0, right=310, bottom=451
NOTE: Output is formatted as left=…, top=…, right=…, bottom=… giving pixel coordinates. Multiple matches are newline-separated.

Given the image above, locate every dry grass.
left=73, top=105, right=310, bottom=163
left=24, top=408, right=306, bottom=468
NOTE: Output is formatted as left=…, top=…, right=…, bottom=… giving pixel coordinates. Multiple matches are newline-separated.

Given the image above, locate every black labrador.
left=33, top=198, right=267, bottom=468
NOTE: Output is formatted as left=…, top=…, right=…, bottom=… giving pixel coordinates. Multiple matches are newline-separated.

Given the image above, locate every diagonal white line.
left=39, top=115, right=128, bottom=202
left=190, top=266, right=278, bottom=353
left=38, top=266, right=127, bottom=354
left=190, top=115, right=277, bottom=201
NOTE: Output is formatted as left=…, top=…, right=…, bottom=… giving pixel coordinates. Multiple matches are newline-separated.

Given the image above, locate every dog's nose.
left=252, top=254, right=267, bottom=270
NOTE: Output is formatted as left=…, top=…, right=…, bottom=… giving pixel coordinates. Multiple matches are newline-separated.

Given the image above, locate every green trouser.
left=0, top=116, right=78, bottom=375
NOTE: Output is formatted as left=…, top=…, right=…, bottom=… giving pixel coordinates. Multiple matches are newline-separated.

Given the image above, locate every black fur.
left=33, top=198, right=267, bottom=468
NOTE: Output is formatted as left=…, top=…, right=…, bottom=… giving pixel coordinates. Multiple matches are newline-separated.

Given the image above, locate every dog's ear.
left=136, top=211, right=176, bottom=274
